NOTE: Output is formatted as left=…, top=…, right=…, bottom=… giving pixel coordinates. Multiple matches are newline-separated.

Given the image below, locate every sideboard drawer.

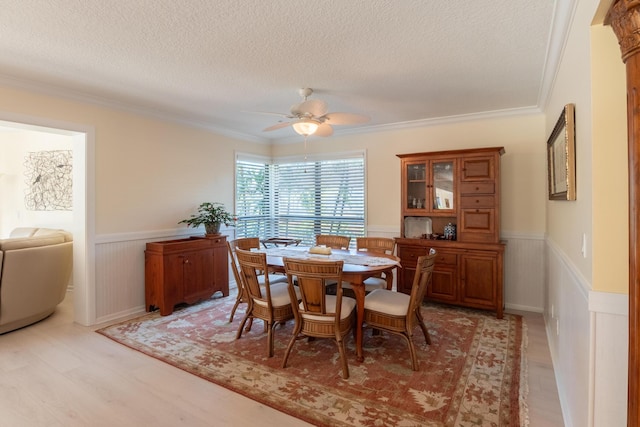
left=460, top=195, right=495, bottom=208
left=434, top=251, right=457, bottom=266
left=398, top=246, right=428, bottom=266
left=460, top=182, right=495, bottom=195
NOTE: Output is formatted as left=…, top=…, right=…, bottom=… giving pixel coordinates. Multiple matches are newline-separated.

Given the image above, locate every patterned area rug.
left=97, top=293, right=527, bottom=426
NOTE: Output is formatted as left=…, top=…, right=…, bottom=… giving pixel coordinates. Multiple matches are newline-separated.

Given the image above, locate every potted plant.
left=178, top=202, right=235, bottom=235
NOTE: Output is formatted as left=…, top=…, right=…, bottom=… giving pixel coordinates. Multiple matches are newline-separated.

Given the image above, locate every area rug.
left=97, top=293, right=528, bottom=426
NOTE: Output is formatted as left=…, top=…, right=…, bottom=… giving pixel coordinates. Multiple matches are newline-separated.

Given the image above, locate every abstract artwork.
left=24, top=150, right=73, bottom=210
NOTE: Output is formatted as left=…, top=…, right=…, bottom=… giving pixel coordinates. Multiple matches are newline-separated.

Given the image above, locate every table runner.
left=256, top=246, right=400, bottom=267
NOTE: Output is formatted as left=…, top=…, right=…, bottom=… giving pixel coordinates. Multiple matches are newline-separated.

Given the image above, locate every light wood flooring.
left=0, top=293, right=564, bottom=426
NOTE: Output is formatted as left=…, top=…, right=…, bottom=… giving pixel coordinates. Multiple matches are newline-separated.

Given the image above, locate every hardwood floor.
left=0, top=293, right=564, bottom=426
left=508, top=309, right=565, bottom=426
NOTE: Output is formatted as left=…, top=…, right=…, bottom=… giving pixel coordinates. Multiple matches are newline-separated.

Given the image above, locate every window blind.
left=235, top=152, right=365, bottom=247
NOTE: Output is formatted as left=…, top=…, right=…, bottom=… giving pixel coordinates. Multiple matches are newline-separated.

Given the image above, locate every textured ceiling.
left=0, top=1, right=563, bottom=143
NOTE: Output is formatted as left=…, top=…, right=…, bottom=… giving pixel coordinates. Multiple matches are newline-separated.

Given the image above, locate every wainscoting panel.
left=589, top=291, right=628, bottom=427
left=93, top=229, right=215, bottom=324
left=545, top=238, right=590, bottom=427
left=94, top=239, right=147, bottom=323
left=93, top=228, right=548, bottom=322
left=502, top=232, right=545, bottom=312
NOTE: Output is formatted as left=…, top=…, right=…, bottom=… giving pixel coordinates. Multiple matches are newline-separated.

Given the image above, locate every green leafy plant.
left=178, top=202, right=236, bottom=234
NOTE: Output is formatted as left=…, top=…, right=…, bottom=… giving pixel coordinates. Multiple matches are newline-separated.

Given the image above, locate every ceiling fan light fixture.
left=292, top=119, right=319, bottom=136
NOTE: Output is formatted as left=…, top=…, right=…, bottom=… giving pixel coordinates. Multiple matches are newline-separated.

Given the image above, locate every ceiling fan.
left=262, top=88, right=369, bottom=137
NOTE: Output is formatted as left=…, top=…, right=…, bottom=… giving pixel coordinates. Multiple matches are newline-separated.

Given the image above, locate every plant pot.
left=205, top=222, right=221, bottom=235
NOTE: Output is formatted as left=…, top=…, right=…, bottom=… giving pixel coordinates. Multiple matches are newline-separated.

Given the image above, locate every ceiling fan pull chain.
left=303, top=135, right=308, bottom=172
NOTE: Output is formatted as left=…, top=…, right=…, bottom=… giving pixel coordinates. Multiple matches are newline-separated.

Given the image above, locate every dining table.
left=256, top=246, right=400, bottom=362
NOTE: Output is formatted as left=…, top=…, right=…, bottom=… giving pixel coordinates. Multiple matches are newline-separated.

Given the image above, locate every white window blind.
left=235, top=157, right=272, bottom=238
left=235, top=152, right=365, bottom=247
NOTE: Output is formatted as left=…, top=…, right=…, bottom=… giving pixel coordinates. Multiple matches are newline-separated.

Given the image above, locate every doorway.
left=0, top=114, right=95, bottom=326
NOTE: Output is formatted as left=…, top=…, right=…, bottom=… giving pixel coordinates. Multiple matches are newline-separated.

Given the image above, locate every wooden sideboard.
left=396, top=147, right=506, bottom=318
left=395, top=238, right=505, bottom=318
left=145, top=234, right=228, bottom=315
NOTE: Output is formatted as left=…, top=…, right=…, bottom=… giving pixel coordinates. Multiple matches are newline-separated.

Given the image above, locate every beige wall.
left=545, top=0, right=596, bottom=287
left=0, top=84, right=548, bottom=242
left=273, top=115, right=547, bottom=234
left=543, top=0, right=628, bottom=294
left=0, top=85, right=269, bottom=235
left=591, top=24, right=628, bottom=294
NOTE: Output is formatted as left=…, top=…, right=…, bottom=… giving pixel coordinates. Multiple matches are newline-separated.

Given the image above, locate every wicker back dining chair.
left=348, top=237, right=397, bottom=293
left=281, top=257, right=356, bottom=379
left=363, top=249, right=437, bottom=371
left=227, top=238, right=286, bottom=323
left=356, top=237, right=396, bottom=254
left=315, top=234, right=351, bottom=250
left=235, top=248, right=295, bottom=357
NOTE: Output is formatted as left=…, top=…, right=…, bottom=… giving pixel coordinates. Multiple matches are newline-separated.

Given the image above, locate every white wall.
left=0, top=129, right=74, bottom=237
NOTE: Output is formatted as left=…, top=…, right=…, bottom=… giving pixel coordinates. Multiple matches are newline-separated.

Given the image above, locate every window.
left=235, top=152, right=365, bottom=246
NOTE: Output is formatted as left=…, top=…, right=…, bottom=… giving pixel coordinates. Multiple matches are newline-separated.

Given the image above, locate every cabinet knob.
left=184, top=259, right=190, bottom=264
left=475, top=186, right=480, bottom=191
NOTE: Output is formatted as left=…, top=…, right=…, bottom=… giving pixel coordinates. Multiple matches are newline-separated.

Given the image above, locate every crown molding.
left=0, top=73, right=270, bottom=145
left=0, top=72, right=545, bottom=147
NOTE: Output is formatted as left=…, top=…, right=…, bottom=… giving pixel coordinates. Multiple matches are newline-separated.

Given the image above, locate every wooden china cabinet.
left=145, top=234, right=228, bottom=315
left=395, top=147, right=506, bottom=318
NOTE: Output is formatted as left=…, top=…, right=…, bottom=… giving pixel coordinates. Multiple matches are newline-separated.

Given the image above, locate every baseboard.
left=95, top=305, right=146, bottom=326
left=505, top=303, right=543, bottom=313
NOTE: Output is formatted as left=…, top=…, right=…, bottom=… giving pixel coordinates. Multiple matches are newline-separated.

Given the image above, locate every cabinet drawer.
left=460, top=182, right=495, bottom=195
left=460, top=195, right=495, bottom=208
left=434, top=251, right=457, bottom=266
left=398, top=246, right=428, bottom=265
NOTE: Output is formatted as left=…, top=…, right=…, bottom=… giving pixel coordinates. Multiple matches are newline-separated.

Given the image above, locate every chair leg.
left=282, top=322, right=302, bottom=369
left=245, top=317, right=254, bottom=332
left=267, top=322, right=275, bottom=357
left=415, top=310, right=431, bottom=345
left=228, top=295, right=242, bottom=323
left=401, top=333, right=419, bottom=371
left=236, top=312, right=251, bottom=339
left=336, top=337, right=350, bottom=379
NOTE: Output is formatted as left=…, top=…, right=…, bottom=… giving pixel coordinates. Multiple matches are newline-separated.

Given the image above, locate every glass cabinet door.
left=431, top=160, right=454, bottom=211
left=406, top=162, right=427, bottom=210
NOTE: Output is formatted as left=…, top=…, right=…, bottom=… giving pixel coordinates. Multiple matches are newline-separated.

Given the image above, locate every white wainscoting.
left=502, top=232, right=545, bottom=312
left=545, top=238, right=629, bottom=427
left=92, top=228, right=545, bottom=320
left=589, top=290, right=628, bottom=427
left=93, top=228, right=232, bottom=324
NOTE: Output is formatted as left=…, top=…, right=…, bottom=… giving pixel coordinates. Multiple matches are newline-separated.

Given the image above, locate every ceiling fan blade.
left=322, top=112, right=370, bottom=125
left=263, top=121, right=293, bottom=132
left=314, top=123, right=334, bottom=137
left=291, top=99, right=328, bottom=118
left=249, top=111, right=293, bottom=118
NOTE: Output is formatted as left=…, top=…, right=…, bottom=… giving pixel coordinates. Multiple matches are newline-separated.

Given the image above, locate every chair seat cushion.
left=258, top=273, right=287, bottom=286
left=364, top=289, right=410, bottom=316
left=253, top=282, right=295, bottom=308
left=301, top=295, right=356, bottom=321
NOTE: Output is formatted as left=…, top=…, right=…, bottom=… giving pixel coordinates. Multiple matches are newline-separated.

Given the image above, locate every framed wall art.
left=547, top=103, right=576, bottom=200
